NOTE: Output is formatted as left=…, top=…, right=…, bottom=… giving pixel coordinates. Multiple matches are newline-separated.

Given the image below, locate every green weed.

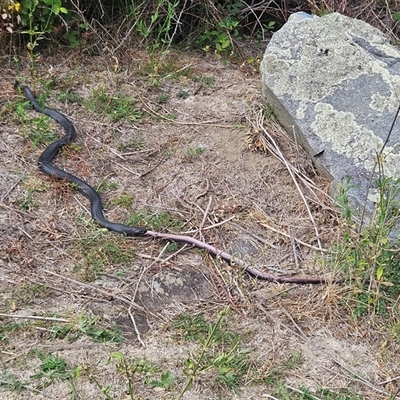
left=173, top=308, right=250, bottom=397
left=15, top=97, right=59, bottom=151
left=107, top=353, right=162, bottom=399
left=108, top=194, right=133, bottom=208
left=18, top=0, right=68, bottom=74
left=0, top=372, right=31, bottom=394
left=271, top=385, right=362, bottom=399
left=97, top=180, right=118, bottom=193
left=260, top=350, right=304, bottom=387
left=138, top=56, right=192, bottom=86
left=15, top=191, right=37, bottom=210
left=73, top=230, right=136, bottom=281
left=177, top=90, right=190, bottom=99
left=198, top=16, right=241, bottom=56
left=117, top=132, right=145, bottom=152
left=57, top=91, right=84, bottom=104
left=126, top=208, right=184, bottom=231
left=29, top=351, right=80, bottom=398
left=131, top=0, right=180, bottom=55
left=187, top=146, right=205, bottom=157
left=147, top=370, right=175, bottom=390
left=9, top=283, right=52, bottom=307
left=0, top=321, right=31, bottom=343
left=50, top=315, right=122, bottom=343
left=157, top=93, right=170, bottom=104
left=333, top=168, right=400, bottom=320
left=87, top=87, right=142, bottom=122
left=192, top=75, right=216, bottom=86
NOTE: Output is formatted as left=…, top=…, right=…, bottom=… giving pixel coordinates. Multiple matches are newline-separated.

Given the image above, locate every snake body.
left=16, top=83, right=330, bottom=284
left=18, top=83, right=146, bottom=236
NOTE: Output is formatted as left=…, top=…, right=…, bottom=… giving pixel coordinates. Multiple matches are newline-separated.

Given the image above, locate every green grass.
left=157, top=93, right=170, bottom=104
left=97, top=180, right=118, bottom=193
left=50, top=315, right=122, bottom=343
left=73, top=229, right=137, bottom=281
left=177, top=90, right=190, bottom=99
left=187, top=146, right=206, bottom=157
left=171, top=309, right=251, bottom=397
left=126, top=208, right=184, bottom=231
left=117, top=132, right=145, bottom=152
left=31, top=352, right=73, bottom=385
left=0, top=372, right=32, bottom=395
left=108, top=194, right=134, bottom=208
left=14, top=175, right=51, bottom=211
left=0, top=321, right=31, bottom=343
left=14, top=98, right=59, bottom=151
left=332, top=173, right=400, bottom=322
left=192, top=75, right=216, bottom=86
left=7, top=283, right=52, bottom=309
left=86, top=87, right=142, bottom=122
left=271, top=385, right=363, bottom=400
left=138, top=56, right=192, bottom=82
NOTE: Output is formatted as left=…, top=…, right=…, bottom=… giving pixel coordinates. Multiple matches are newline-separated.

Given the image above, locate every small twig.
left=255, top=111, right=322, bottom=249
left=18, top=226, right=33, bottom=240
left=195, top=178, right=210, bottom=199
left=1, top=176, right=23, bottom=200
left=278, top=305, right=308, bottom=341
left=139, top=156, right=165, bottom=178
left=131, top=242, right=170, bottom=303
left=42, top=269, right=149, bottom=314
left=378, top=375, right=400, bottom=385
left=140, top=95, right=232, bottom=127
left=290, top=227, right=300, bottom=269
left=200, top=196, right=213, bottom=232
left=285, top=385, right=322, bottom=400
left=256, top=302, right=306, bottom=341
left=87, top=133, right=126, bottom=160
left=160, top=63, right=192, bottom=81
left=0, top=313, right=69, bottom=322
left=128, top=306, right=145, bottom=348
left=259, top=221, right=326, bottom=252
left=112, top=160, right=141, bottom=176
left=332, top=358, right=390, bottom=396
left=73, top=195, right=91, bottom=216
left=230, top=221, right=278, bottom=249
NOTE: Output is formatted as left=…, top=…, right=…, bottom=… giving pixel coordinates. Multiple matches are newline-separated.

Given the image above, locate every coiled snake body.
left=16, top=83, right=329, bottom=284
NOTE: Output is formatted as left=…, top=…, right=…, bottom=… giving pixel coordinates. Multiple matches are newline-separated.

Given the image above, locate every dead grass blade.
left=250, top=108, right=324, bottom=249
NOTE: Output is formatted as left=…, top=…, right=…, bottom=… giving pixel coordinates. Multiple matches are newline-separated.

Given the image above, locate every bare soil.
left=0, top=48, right=399, bottom=399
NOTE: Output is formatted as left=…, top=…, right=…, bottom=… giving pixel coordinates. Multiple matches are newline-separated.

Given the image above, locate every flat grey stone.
left=136, top=269, right=214, bottom=310
left=261, top=12, right=400, bottom=234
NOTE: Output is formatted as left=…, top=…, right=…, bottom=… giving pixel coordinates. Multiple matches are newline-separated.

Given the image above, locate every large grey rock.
left=261, top=12, right=400, bottom=234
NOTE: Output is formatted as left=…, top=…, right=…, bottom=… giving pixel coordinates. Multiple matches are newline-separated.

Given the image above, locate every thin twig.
left=42, top=269, right=149, bottom=314
left=332, top=358, right=390, bottom=396
left=255, top=110, right=322, bottom=249
left=229, top=220, right=278, bottom=249
left=285, top=385, right=322, bottom=400
left=0, top=313, right=69, bottom=322
left=259, top=221, right=326, bottom=252
left=112, top=160, right=141, bottom=176
left=87, top=133, right=126, bottom=160
left=378, top=375, right=400, bottom=385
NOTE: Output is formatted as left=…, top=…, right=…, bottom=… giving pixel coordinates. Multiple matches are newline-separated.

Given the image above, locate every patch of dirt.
left=0, top=49, right=398, bottom=399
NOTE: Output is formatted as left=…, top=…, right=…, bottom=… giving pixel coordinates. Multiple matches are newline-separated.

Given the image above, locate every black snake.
left=16, top=82, right=330, bottom=284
